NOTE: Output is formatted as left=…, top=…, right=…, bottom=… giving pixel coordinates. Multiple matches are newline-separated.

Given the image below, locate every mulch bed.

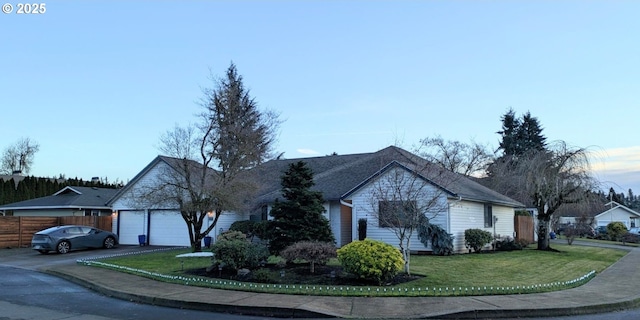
left=185, top=262, right=422, bottom=286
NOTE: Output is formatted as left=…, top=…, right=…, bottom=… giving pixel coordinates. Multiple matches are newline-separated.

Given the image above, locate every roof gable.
left=595, top=202, right=640, bottom=219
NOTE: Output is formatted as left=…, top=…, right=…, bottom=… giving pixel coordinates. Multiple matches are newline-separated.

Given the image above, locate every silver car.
left=31, top=225, right=119, bottom=254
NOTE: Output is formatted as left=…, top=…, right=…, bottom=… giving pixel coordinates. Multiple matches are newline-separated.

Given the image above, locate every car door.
left=83, top=227, right=104, bottom=248
left=65, top=226, right=88, bottom=249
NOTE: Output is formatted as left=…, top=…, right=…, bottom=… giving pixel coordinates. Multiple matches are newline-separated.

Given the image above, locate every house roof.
left=594, top=201, right=640, bottom=219
left=109, top=146, right=524, bottom=211
left=0, top=186, right=119, bottom=211
left=251, top=146, right=524, bottom=208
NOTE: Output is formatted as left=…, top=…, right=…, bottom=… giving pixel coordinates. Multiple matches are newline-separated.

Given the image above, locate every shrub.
left=210, top=230, right=269, bottom=270
left=280, top=241, right=337, bottom=273
left=337, top=239, right=404, bottom=284
left=607, top=222, right=627, bottom=242
left=416, top=216, right=454, bottom=255
left=495, top=237, right=524, bottom=251
left=464, top=229, right=493, bottom=253
left=251, top=268, right=273, bottom=283
left=621, top=233, right=640, bottom=244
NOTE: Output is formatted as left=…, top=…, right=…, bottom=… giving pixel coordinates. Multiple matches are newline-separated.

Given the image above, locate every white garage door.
left=149, top=211, right=191, bottom=246
left=118, top=210, right=145, bottom=245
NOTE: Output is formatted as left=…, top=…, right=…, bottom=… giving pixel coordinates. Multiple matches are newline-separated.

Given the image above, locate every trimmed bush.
left=211, top=231, right=269, bottom=270
left=337, top=239, right=404, bottom=284
left=464, top=229, right=493, bottom=253
left=280, top=241, right=337, bottom=273
left=495, top=237, right=524, bottom=251
left=607, top=222, right=627, bottom=242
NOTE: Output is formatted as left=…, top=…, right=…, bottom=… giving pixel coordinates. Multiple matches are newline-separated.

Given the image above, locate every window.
left=631, top=218, right=638, bottom=228
left=261, top=205, right=268, bottom=221
left=378, top=200, right=417, bottom=228
left=484, top=204, right=493, bottom=228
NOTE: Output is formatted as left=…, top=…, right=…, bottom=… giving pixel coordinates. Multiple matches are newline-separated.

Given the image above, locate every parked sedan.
left=31, top=225, right=118, bottom=254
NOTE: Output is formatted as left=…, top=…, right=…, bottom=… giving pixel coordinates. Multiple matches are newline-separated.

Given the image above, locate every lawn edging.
left=77, top=249, right=597, bottom=297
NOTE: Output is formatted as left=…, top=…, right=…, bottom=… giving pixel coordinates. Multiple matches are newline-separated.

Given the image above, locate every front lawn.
left=87, top=244, right=626, bottom=297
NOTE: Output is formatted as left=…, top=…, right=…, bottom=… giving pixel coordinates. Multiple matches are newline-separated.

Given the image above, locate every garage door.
left=149, top=211, right=191, bottom=246
left=118, top=210, right=145, bottom=245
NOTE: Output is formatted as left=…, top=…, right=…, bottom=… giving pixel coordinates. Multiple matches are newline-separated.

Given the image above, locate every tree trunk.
left=537, top=215, right=551, bottom=250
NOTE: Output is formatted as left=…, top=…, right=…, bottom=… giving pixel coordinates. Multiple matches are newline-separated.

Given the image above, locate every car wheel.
left=103, top=236, right=116, bottom=249
left=56, top=241, right=71, bottom=254
left=38, top=250, right=49, bottom=255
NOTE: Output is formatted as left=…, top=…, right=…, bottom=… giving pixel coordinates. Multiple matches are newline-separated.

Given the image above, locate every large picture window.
left=378, top=200, right=417, bottom=228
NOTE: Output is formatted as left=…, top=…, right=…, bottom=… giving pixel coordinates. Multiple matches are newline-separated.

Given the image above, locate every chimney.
left=12, top=170, right=22, bottom=175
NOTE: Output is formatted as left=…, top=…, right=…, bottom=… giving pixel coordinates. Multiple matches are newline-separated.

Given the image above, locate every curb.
left=44, top=268, right=335, bottom=319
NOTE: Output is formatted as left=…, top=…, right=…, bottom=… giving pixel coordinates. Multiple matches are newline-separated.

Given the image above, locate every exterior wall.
left=110, top=160, right=248, bottom=246
left=345, top=168, right=449, bottom=252
left=443, top=201, right=514, bottom=253
left=595, top=207, right=640, bottom=228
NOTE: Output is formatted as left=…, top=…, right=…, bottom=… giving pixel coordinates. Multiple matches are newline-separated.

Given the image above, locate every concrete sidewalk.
left=43, top=242, right=640, bottom=319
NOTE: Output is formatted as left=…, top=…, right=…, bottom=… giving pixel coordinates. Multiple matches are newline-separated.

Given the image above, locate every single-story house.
left=0, top=186, right=118, bottom=217
left=594, top=202, right=640, bottom=229
left=108, top=146, right=524, bottom=253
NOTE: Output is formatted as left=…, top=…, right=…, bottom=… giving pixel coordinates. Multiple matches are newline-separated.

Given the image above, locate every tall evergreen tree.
left=496, top=109, right=547, bottom=157
left=497, top=108, right=521, bottom=156
left=518, top=111, right=547, bottom=153
left=268, top=161, right=334, bottom=254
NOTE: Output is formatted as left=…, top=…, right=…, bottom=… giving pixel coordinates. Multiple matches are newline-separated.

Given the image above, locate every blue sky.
left=2, top=1, right=639, bottom=195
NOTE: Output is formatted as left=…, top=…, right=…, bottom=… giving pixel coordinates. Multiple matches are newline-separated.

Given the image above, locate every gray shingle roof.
left=0, top=186, right=118, bottom=210
left=251, top=146, right=524, bottom=208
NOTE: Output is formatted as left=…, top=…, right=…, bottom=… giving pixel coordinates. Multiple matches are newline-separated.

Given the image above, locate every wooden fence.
left=514, top=215, right=535, bottom=244
left=0, top=216, right=112, bottom=248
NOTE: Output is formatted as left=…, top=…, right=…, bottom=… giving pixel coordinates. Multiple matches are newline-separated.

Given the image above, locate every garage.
left=148, top=210, right=191, bottom=246
left=117, top=210, right=145, bottom=245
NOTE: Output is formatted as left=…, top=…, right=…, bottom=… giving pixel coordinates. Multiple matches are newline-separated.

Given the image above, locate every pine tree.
left=268, top=161, right=335, bottom=254
left=497, top=109, right=547, bottom=157
left=497, top=108, right=521, bottom=156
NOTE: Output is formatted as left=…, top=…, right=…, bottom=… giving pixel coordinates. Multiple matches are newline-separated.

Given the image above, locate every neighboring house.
left=109, top=146, right=524, bottom=252
left=0, top=186, right=118, bottom=217
left=593, top=201, right=640, bottom=229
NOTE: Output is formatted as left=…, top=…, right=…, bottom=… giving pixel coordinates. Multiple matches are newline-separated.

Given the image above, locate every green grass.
left=89, top=244, right=627, bottom=297
left=407, top=244, right=624, bottom=288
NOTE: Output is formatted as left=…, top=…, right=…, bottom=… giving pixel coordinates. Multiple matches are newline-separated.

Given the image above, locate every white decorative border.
left=77, top=249, right=596, bottom=297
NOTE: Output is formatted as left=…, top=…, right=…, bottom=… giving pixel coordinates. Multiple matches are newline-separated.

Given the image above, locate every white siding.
left=110, top=160, right=247, bottom=246
left=449, top=202, right=515, bottom=253
left=595, top=207, right=639, bottom=228
left=345, top=168, right=449, bottom=252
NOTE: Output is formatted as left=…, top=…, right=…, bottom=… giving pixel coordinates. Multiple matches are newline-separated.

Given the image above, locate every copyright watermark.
left=3, top=3, right=46, bottom=14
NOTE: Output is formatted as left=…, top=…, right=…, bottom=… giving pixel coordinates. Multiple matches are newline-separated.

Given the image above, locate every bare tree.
left=368, top=161, right=452, bottom=274
left=137, top=63, right=280, bottom=252
left=1, top=137, right=40, bottom=175
left=418, top=136, right=493, bottom=177
left=486, top=141, right=597, bottom=250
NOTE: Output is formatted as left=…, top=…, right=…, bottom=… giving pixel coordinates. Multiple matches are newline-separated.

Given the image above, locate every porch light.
left=207, top=211, right=215, bottom=220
